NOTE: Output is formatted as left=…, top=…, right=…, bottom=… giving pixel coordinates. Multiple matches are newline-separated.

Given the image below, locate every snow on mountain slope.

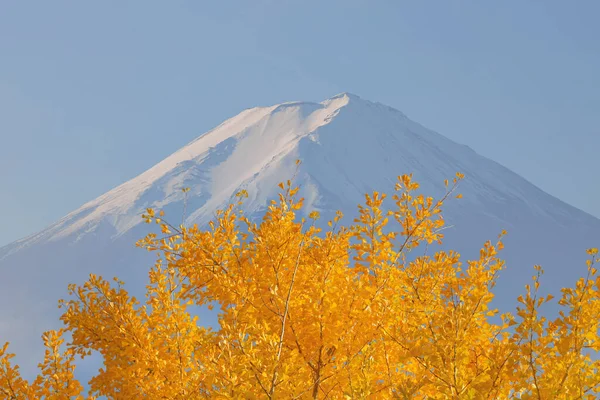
left=1, top=92, right=599, bottom=378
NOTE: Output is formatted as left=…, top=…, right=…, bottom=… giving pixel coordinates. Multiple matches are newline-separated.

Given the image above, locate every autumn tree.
left=1, top=169, right=599, bottom=399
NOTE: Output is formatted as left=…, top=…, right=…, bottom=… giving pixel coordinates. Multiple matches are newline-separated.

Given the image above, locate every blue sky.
left=0, top=1, right=598, bottom=247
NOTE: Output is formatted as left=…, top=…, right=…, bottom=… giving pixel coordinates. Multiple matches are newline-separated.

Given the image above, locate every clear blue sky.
left=1, top=1, right=598, bottom=247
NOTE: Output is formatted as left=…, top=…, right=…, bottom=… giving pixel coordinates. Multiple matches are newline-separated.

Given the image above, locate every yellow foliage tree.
left=1, top=170, right=599, bottom=399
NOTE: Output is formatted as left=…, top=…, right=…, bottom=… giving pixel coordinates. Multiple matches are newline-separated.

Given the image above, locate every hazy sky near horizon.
left=1, top=1, right=599, bottom=247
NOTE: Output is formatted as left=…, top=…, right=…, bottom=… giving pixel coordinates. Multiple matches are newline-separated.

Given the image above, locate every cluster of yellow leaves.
left=1, top=171, right=599, bottom=399
left=1, top=330, right=88, bottom=399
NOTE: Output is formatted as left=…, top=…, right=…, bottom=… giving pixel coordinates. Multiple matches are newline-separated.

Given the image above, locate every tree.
left=1, top=170, right=599, bottom=399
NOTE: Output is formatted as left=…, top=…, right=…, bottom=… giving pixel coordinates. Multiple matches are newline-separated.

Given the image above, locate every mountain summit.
left=1, top=93, right=599, bottom=376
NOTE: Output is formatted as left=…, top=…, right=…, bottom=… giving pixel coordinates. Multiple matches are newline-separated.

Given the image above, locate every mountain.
left=1, top=92, right=599, bottom=378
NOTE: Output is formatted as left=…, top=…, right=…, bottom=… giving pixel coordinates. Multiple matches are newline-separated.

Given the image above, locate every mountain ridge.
left=2, top=92, right=595, bottom=260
